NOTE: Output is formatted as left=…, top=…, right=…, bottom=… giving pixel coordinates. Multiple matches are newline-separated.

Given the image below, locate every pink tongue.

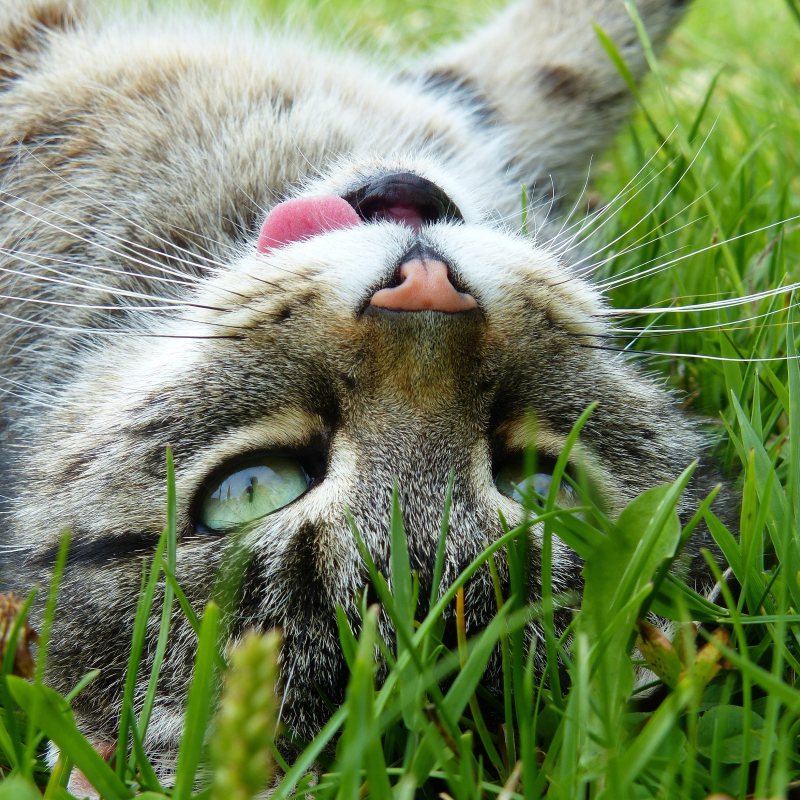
left=257, top=195, right=362, bottom=254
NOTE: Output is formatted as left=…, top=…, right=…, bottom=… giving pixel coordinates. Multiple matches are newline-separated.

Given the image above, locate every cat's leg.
left=422, top=0, right=689, bottom=199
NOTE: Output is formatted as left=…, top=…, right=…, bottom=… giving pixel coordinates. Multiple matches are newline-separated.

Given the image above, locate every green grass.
left=3, top=0, right=800, bottom=797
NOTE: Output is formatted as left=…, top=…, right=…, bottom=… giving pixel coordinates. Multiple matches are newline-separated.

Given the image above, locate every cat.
left=0, top=0, right=729, bottom=783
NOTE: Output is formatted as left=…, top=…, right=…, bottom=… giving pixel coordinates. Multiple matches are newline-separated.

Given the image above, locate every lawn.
left=2, top=0, right=800, bottom=797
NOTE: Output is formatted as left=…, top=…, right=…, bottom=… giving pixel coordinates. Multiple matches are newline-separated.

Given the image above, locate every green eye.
left=494, top=454, right=574, bottom=506
left=199, top=456, right=311, bottom=531
left=495, top=467, right=554, bottom=503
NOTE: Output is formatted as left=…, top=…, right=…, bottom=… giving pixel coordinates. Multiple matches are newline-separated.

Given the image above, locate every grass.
left=3, top=0, right=800, bottom=797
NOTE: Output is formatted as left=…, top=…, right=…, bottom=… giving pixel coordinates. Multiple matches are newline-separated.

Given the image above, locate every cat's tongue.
left=257, top=196, right=361, bottom=254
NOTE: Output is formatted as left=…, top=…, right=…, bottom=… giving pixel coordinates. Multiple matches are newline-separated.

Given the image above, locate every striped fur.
left=0, top=0, right=723, bottom=781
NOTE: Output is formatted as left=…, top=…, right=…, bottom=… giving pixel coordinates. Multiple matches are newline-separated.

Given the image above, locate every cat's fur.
left=0, top=0, right=724, bottom=777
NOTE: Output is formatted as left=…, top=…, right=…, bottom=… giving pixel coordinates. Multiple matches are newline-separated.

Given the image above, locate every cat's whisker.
left=549, top=220, right=701, bottom=292
left=654, top=288, right=758, bottom=305
left=1, top=439, right=34, bottom=450
left=549, top=126, right=682, bottom=252
left=614, top=314, right=665, bottom=358
left=0, top=258, right=234, bottom=314
left=0, top=292, right=223, bottom=315
left=230, top=179, right=271, bottom=221
left=549, top=158, right=594, bottom=242
left=504, top=180, right=547, bottom=237
left=574, top=211, right=708, bottom=281
left=578, top=341, right=800, bottom=363
left=579, top=184, right=712, bottom=267
left=0, top=199, right=299, bottom=307
left=0, top=194, right=218, bottom=277
left=154, top=218, right=241, bottom=259
left=599, top=214, right=800, bottom=295
left=0, top=258, right=265, bottom=317
left=0, top=195, right=292, bottom=302
left=532, top=174, right=559, bottom=240
left=0, top=312, right=245, bottom=339
left=288, top=134, right=329, bottom=187
left=547, top=186, right=638, bottom=264
left=608, top=301, right=799, bottom=336
left=490, top=182, right=558, bottom=232
left=0, top=387, right=54, bottom=408
left=19, top=145, right=241, bottom=266
left=548, top=130, right=677, bottom=245
left=569, top=306, right=796, bottom=338
left=0, top=192, right=227, bottom=277
left=0, top=375, right=58, bottom=406
left=0, top=245, right=201, bottom=291
left=553, top=154, right=698, bottom=270
left=564, top=126, right=716, bottom=270
left=0, top=543, right=28, bottom=555
left=1, top=187, right=225, bottom=276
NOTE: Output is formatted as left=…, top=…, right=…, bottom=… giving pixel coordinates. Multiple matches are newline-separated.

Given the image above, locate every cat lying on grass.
left=0, top=0, right=763, bottom=793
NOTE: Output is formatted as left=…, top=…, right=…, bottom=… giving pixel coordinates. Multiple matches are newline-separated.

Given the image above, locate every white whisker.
left=551, top=157, right=594, bottom=242
left=0, top=376, right=57, bottom=407
left=581, top=342, right=800, bottom=362
left=600, top=215, right=800, bottom=302
left=0, top=196, right=289, bottom=305
left=610, top=300, right=797, bottom=336
left=0, top=244, right=201, bottom=291
left=0, top=256, right=231, bottom=313
left=559, top=210, right=708, bottom=288
left=551, top=126, right=683, bottom=254
left=0, top=192, right=226, bottom=275
left=0, top=311, right=244, bottom=339
left=568, top=125, right=717, bottom=272
left=19, top=145, right=241, bottom=266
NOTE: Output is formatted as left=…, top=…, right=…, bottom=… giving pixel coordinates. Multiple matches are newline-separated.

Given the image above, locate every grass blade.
left=172, top=601, right=221, bottom=800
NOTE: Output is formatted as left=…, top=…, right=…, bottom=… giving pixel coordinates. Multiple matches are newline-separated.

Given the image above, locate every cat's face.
left=12, top=161, right=706, bottom=745
left=0, top=0, right=712, bottom=756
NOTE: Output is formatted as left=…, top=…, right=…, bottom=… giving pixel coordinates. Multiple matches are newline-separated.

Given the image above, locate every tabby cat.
left=0, top=0, right=726, bottom=781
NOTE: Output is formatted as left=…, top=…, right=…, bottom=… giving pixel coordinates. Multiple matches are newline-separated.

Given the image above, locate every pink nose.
left=370, top=258, right=477, bottom=313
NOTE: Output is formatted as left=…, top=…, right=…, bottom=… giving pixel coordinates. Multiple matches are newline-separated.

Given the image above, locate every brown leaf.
left=0, top=592, right=38, bottom=679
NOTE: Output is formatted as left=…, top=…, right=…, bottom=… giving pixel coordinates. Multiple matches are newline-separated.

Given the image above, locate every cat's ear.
left=0, top=0, right=83, bottom=87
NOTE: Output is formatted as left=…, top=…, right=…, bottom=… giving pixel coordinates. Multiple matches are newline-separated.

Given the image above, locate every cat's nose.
left=370, top=257, right=477, bottom=313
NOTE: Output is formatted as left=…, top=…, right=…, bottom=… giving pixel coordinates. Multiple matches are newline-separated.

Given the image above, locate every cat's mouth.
left=342, top=171, right=463, bottom=231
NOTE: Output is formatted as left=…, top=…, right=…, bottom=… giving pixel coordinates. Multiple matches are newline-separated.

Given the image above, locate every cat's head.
left=0, top=0, right=712, bottom=755
left=10, top=160, right=709, bottom=745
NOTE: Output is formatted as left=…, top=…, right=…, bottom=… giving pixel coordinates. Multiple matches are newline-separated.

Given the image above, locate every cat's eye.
left=494, top=453, right=575, bottom=506
left=198, top=455, right=312, bottom=532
